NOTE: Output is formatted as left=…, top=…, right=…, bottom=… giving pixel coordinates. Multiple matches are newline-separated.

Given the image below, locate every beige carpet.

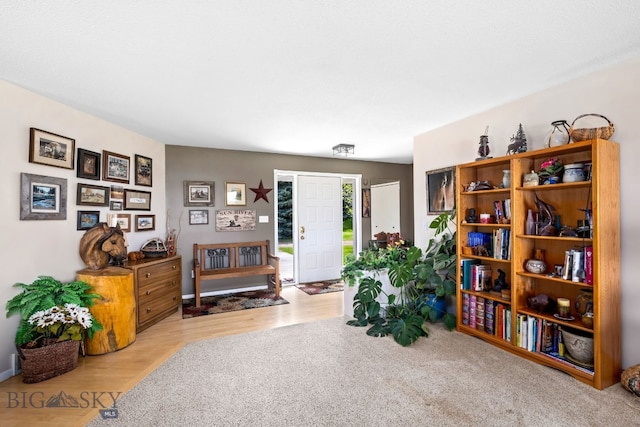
left=88, top=317, right=639, bottom=426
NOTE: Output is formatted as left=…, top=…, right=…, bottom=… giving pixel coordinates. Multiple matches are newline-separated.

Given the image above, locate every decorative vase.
left=501, top=170, right=511, bottom=188
left=525, top=259, right=547, bottom=274
left=575, top=288, right=594, bottom=316
left=19, top=340, right=80, bottom=383
left=563, top=163, right=586, bottom=183
left=546, top=120, right=570, bottom=148
left=421, top=294, right=447, bottom=320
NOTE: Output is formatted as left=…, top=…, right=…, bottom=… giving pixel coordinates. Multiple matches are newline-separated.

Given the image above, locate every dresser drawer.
left=138, top=292, right=180, bottom=325
left=137, top=258, right=181, bottom=288
left=138, top=277, right=180, bottom=304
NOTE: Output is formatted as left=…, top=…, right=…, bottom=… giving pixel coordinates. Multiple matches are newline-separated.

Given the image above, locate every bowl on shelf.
left=525, top=259, right=547, bottom=274
left=562, top=329, right=594, bottom=365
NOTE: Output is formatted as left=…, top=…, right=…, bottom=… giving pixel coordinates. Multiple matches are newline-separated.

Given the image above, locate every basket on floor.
left=569, top=113, right=615, bottom=142
left=19, top=340, right=80, bottom=383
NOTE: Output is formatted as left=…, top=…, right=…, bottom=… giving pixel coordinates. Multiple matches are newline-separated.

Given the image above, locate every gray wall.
left=166, top=145, right=413, bottom=296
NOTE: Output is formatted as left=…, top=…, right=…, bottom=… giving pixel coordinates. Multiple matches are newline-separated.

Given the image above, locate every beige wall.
left=413, top=57, right=640, bottom=369
left=165, top=145, right=414, bottom=295
left=0, top=81, right=167, bottom=379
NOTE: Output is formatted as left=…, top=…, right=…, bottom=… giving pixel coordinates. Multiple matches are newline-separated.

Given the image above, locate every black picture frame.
left=29, top=128, right=75, bottom=170
left=124, top=189, right=151, bottom=211
left=77, top=211, right=100, bottom=230
left=189, top=209, right=209, bottom=225
left=102, top=150, right=130, bottom=183
left=76, top=148, right=101, bottom=180
left=77, top=183, right=110, bottom=206
left=426, top=166, right=456, bottom=214
left=134, top=154, right=152, bottom=187
left=135, top=214, right=155, bottom=231
left=20, top=173, right=67, bottom=220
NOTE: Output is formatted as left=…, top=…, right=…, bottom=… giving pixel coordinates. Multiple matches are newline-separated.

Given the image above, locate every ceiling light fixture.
left=332, top=143, right=355, bottom=157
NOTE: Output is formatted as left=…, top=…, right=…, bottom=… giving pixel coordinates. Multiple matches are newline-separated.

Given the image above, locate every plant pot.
left=344, top=269, right=401, bottom=318
left=422, top=294, right=447, bottom=320
left=19, top=340, right=80, bottom=383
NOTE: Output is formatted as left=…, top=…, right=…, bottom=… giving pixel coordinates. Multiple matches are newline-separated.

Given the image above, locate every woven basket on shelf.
left=19, top=340, right=80, bottom=383
left=569, top=113, right=615, bottom=142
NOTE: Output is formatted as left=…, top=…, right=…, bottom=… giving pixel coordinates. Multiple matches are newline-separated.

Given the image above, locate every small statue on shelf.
left=506, top=123, right=528, bottom=155
left=465, top=208, right=478, bottom=223
left=493, top=269, right=508, bottom=292
left=476, top=126, right=492, bottom=160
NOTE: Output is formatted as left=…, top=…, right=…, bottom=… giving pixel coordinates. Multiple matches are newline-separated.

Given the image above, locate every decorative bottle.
left=546, top=120, right=570, bottom=148
left=526, top=209, right=535, bottom=235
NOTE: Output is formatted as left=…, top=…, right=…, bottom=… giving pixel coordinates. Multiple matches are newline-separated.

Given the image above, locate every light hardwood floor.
left=0, top=286, right=344, bottom=427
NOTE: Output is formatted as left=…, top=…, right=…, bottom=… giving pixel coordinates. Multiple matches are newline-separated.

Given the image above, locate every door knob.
left=300, top=226, right=305, bottom=234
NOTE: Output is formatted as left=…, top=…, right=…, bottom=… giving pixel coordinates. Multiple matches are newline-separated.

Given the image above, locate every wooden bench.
left=193, top=240, right=280, bottom=307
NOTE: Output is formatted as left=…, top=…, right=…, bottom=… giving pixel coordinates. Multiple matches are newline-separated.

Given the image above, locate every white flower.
left=76, top=311, right=93, bottom=329
left=28, top=310, right=46, bottom=325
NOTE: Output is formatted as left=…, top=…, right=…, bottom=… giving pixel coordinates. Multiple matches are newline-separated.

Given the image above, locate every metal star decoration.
left=250, top=179, right=272, bottom=203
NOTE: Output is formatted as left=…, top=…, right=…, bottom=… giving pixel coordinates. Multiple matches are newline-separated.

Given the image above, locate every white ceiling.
left=2, top=1, right=640, bottom=164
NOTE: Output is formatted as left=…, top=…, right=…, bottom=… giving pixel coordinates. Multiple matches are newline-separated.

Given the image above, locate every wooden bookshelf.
left=455, top=139, right=620, bottom=389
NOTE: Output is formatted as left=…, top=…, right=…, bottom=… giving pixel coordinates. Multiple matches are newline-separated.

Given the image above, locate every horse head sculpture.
left=79, top=222, right=128, bottom=270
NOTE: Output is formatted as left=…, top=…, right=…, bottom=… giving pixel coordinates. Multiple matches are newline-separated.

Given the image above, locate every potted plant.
left=342, top=211, right=456, bottom=346
left=5, top=276, right=103, bottom=383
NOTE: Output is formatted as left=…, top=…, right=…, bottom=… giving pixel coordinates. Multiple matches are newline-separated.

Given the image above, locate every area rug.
left=295, top=279, right=344, bottom=295
left=88, top=317, right=640, bottom=426
left=181, top=289, right=288, bottom=318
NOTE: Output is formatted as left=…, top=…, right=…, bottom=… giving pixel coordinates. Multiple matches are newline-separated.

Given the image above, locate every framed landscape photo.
left=110, top=200, right=123, bottom=211
left=135, top=214, right=155, bottom=231
left=77, top=211, right=100, bottom=230
left=77, top=183, right=110, bottom=206
left=225, top=182, right=246, bottom=206
left=76, top=148, right=101, bottom=180
left=107, top=213, right=131, bottom=232
left=134, top=154, right=152, bottom=187
left=189, top=209, right=209, bottom=225
left=29, top=128, right=75, bottom=170
left=123, top=189, right=151, bottom=211
left=20, top=173, right=67, bottom=220
left=183, top=180, right=214, bottom=207
left=102, top=150, right=130, bottom=183
left=426, top=166, right=456, bottom=214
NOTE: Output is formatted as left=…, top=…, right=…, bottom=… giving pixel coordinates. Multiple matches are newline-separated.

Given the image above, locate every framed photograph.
left=135, top=214, right=155, bottom=231
left=183, top=180, right=214, bottom=207
left=20, top=173, right=67, bottom=220
left=102, top=150, right=130, bottom=183
left=29, top=128, right=75, bottom=170
left=76, top=148, right=101, bottom=180
left=189, top=209, right=209, bottom=225
left=77, top=211, right=100, bottom=230
left=134, top=154, right=152, bottom=187
left=426, top=166, right=456, bottom=214
left=107, top=213, right=131, bottom=232
left=110, top=185, right=124, bottom=200
left=77, top=183, right=110, bottom=206
left=225, top=182, right=247, bottom=206
left=215, top=209, right=256, bottom=231
left=123, top=189, right=151, bottom=211
left=110, top=200, right=123, bottom=211
left=362, top=188, right=371, bottom=218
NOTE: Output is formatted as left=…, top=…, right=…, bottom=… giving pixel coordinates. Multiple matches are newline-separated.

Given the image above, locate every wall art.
left=77, top=183, right=110, bottom=206
left=102, top=150, right=130, bottom=183
left=20, top=173, right=67, bottom=220
left=77, top=211, right=100, bottom=230
left=362, top=188, right=371, bottom=218
left=107, top=213, right=131, bottom=232
left=76, top=148, right=101, bottom=180
left=215, top=209, right=256, bottom=231
left=183, top=180, right=214, bottom=207
left=189, top=209, right=209, bottom=225
left=135, top=214, right=155, bottom=231
left=225, top=181, right=246, bottom=206
left=426, top=166, right=456, bottom=214
left=29, top=128, right=75, bottom=170
left=134, top=154, right=152, bottom=187
left=110, top=200, right=123, bottom=211
left=123, top=189, right=151, bottom=211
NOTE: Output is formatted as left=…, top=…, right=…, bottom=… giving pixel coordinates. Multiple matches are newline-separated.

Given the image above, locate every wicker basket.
left=569, top=113, right=615, bottom=142
left=19, top=340, right=80, bottom=383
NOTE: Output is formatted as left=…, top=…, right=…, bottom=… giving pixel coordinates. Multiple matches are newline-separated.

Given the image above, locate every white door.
left=370, top=181, right=400, bottom=238
left=297, top=175, right=343, bottom=283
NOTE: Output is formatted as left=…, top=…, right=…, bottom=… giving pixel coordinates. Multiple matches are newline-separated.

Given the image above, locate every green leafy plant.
left=6, top=276, right=103, bottom=347
left=342, top=211, right=457, bottom=346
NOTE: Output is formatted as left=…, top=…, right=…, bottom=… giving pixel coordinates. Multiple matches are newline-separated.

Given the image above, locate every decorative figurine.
left=527, top=293, right=557, bottom=314
left=476, top=126, right=492, bottom=160
left=493, top=269, right=508, bottom=292
left=506, top=123, right=527, bottom=155
left=465, top=208, right=478, bottom=223
left=535, top=194, right=557, bottom=236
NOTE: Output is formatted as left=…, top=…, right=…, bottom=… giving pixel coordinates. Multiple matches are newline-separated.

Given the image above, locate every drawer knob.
left=146, top=290, right=151, bottom=295
left=145, top=273, right=151, bottom=278
left=173, top=296, right=177, bottom=301
left=172, top=265, right=177, bottom=270
left=147, top=307, right=152, bottom=313
left=172, top=280, right=176, bottom=285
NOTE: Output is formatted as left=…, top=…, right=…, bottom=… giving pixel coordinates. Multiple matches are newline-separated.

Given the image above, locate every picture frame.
left=76, top=148, right=101, bottom=180
left=426, top=166, right=456, bottom=214
left=29, top=128, right=75, bottom=170
left=77, top=211, right=100, bottom=230
left=189, top=209, right=209, bottom=225
left=110, top=185, right=124, bottom=200
left=135, top=214, right=155, bottom=231
left=77, top=183, right=110, bottom=206
left=134, top=154, right=152, bottom=187
left=215, top=209, right=256, bottom=231
left=20, top=173, right=67, bottom=220
left=107, top=213, right=131, bottom=232
left=123, top=189, right=151, bottom=211
left=110, top=200, right=123, bottom=211
left=362, top=188, right=371, bottom=218
left=102, top=150, right=130, bottom=183
left=225, top=182, right=247, bottom=206
left=183, top=180, right=214, bottom=207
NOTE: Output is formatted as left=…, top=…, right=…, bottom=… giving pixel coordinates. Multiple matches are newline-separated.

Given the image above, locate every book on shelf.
left=475, top=297, right=485, bottom=330
left=469, top=295, right=477, bottom=329
left=485, top=299, right=495, bottom=335
left=467, top=232, right=493, bottom=256
left=585, top=245, right=594, bottom=285
left=461, top=259, right=481, bottom=290
left=471, top=264, right=492, bottom=291
left=462, top=293, right=470, bottom=326
left=505, top=307, right=511, bottom=341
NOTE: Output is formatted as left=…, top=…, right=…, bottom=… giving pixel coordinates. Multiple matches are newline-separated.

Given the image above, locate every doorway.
left=274, top=170, right=362, bottom=285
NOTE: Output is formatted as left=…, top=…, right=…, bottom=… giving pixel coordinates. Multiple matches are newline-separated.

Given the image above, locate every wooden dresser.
left=123, top=255, right=182, bottom=332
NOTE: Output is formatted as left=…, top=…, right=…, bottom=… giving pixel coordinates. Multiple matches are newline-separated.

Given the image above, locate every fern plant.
left=6, top=276, right=102, bottom=346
